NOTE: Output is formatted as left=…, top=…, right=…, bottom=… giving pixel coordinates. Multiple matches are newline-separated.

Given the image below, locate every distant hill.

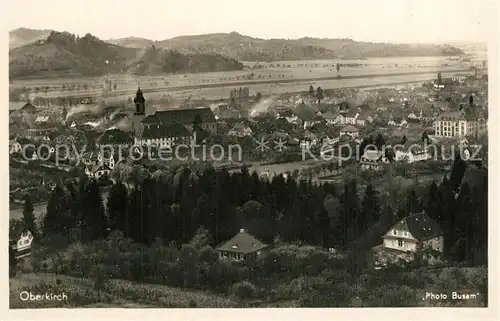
left=129, top=46, right=243, bottom=75
left=10, top=28, right=53, bottom=49
left=126, top=32, right=465, bottom=61
left=9, top=31, right=244, bottom=78
left=294, top=37, right=464, bottom=58
left=9, top=28, right=466, bottom=78
left=106, top=36, right=154, bottom=48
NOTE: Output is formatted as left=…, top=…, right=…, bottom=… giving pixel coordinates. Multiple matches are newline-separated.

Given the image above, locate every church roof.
left=144, top=107, right=216, bottom=126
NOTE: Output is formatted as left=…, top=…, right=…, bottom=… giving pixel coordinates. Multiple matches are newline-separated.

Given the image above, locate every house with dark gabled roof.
left=372, top=212, right=445, bottom=266
left=339, top=125, right=360, bottom=138
left=216, top=229, right=269, bottom=261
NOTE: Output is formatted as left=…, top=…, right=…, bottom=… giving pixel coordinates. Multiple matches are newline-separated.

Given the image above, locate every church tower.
left=132, top=86, right=146, bottom=137
left=134, top=86, right=146, bottom=115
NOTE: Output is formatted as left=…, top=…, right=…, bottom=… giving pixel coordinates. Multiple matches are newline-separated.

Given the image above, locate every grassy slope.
left=10, top=273, right=237, bottom=308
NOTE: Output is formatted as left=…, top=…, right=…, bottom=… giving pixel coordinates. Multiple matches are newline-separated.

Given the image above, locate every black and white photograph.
left=5, top=0, right=496, bottom=314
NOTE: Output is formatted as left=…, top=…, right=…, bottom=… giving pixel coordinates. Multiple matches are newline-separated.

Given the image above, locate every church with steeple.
left=130, top=86, right=218, bottom=147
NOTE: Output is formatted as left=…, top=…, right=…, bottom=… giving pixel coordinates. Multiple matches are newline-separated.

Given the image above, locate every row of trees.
left=24, top=149, right=484, bottom=265
left=11, top=152, right=487, bottom=306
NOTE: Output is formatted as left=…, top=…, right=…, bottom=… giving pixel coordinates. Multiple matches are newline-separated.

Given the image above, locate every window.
left=398, top=240, right=404, bottom=247
left=392, top=230, right=397, bottom=236
left=403, top=231, right=408, bottom=237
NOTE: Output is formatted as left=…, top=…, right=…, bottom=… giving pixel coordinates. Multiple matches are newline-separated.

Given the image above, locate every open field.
left=12, top=69, right=469, bottom=103
left=10, top=64, right=469, bottom=91
left=10, top=55, right=476, bottom=101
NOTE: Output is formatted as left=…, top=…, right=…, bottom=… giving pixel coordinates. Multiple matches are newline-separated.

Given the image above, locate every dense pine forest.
left=10, top=153, right=488, bottom=307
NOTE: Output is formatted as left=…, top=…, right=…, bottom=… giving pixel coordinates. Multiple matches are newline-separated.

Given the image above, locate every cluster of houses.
left=9, top=73, right=487, bottom=180
left=215, top=209, right=445, bottom=269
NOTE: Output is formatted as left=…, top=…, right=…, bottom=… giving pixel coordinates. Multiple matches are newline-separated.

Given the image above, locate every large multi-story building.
left=433, top=97, right=485, bottom=138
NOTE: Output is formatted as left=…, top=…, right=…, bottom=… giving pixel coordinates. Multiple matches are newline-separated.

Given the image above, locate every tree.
left=43, top=185, right=73, bottom=235
left=106, top=182, right=128, bottom=232
left=422, top=131, right=431, bottom=144
left=189, top=226, right=212, bottom=249
left=384, top=147, right=395, bottom=163
left=450, top=152, right=468, bottom=192
left=437, top=72, right=442, bottom=86
left=255, top=92, right=262, bottom=102
left=336, top=63, right=340, bottom=73
left=9, top=239, right=17, bottom=277
left=361, top=184, right=381, bottom=227
left=406, top=189, right=420, bottom=214
left=193, top=114, right=202, bottom=133
left=81, top=180, right=108, bottom=240
left=316, top=86, right=324, bottom=104
left=375, top=133, right=386, bottom=150
left=22, top=196, right=37, bottom=236
left=309, top=85, right=315, bottom=95
left=113, top=83, right=117, bottom=91
left=425, top=181, right=440, bottom=221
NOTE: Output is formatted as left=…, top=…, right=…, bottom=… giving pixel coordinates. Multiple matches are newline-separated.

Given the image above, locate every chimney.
left=239, top=228, right=245, bottom=233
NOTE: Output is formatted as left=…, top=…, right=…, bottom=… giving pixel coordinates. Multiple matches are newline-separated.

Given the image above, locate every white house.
left=372, top=212, right=444, bottom=266
left=394, top=146, right=432, bottom=163
left=333, top=114, right=346, bottom=125
left=14, top=230, right=34, bottom=258
left=85, top=164, right=112, bottom=179
left=228, top=122, right=253, bottom=137
left=360, top=150, right=390, bottom=171
left=9, top=139, right=22, bottom=155
left=135, top=118, right=193, bottom=148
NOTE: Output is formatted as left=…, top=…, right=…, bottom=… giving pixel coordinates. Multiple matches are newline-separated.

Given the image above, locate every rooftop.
left=391, top=211, right=444, bottom=241
left=216, top=229, right=268, bottom=254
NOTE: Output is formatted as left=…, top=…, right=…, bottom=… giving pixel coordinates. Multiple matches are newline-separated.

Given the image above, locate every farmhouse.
left=217, top=229, right=269, bottom=261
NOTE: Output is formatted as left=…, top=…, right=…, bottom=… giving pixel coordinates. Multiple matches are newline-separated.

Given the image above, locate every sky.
left=6, top=0, right=497, bottom=43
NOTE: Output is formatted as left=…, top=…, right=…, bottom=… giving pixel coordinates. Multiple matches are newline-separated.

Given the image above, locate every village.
left=9, top=65, right=488, bottom=306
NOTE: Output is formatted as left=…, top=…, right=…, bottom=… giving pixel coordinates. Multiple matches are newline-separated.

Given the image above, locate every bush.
left=230, top=281, right=257, bottom=301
